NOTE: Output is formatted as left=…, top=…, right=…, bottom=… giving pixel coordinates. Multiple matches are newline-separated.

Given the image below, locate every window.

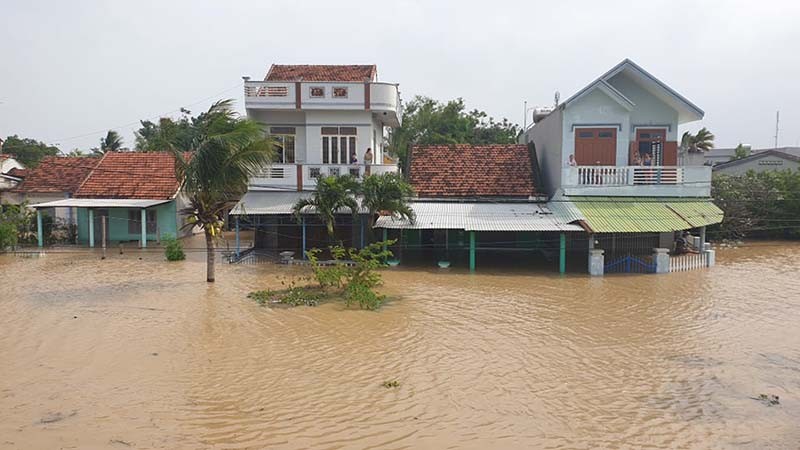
left=269, top=127, right=296, bottom=163
left=128, top=210, right=157, bottom=234
left=266, top=86, right=288, bottom=97
left=309, top=167, right=322, bottom=178
left=310, top=86, right=325, bottom=98
left=598, top=131, right=613, bottom=138
left=578, top=131, right=594, bottom=138
left=321, top=129, right=358, bottom=164
left=328, top=167, right=341, bottom=177
left=333, top=87, right=348, bottom=98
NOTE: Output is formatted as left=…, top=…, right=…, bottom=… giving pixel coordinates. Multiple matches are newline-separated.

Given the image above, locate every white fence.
left=575, top=166, right=683, bottom=186
left=669, top=252, right=709, bottom=272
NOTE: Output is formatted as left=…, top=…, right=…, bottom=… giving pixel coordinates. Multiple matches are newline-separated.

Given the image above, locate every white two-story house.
left=231, top=64, right=402, bottom=255
left=522, top=59, right=723, bottom=273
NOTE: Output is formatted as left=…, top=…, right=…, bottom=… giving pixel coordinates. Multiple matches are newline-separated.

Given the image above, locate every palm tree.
left=100, top=130, right=124, bottom=153
left=293, top=175, right=360, bottom=242
left=681, top=127, right=715, bottom=153
left=171, top=99, right=274, bottom=282
left=360, top=172, right=415, bottom=231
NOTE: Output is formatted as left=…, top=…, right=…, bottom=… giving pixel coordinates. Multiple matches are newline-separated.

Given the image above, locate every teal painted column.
left=88, top=209, right=95, bottom=248
left=235, top=216, right=240, bottom=257
left=301, top=217, right=307, bottom=259
left=469, top=231, right=476, bottom=272
left=559, top=233, right=566, bottom=274
left=382, top=228, right=388, bottom=252
left=140, top=208, right=147, bottom=248
left=36, top=210, right=43, bottom=248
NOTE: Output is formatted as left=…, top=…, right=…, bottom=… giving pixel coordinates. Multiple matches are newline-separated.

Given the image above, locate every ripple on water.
left=1, top=243, right=800, bottom=449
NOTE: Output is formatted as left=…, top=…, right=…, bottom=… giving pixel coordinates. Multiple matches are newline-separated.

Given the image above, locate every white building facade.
left=242, top=64, right=401, bottom=192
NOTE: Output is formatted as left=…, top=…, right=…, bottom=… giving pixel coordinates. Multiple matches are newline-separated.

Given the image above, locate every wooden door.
left=575, top=128, right=617, bottom=165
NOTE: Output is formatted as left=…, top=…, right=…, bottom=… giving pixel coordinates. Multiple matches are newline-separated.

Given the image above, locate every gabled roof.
left=408, top=144, right=538, bottom=198
left=75, top=152, right=182, bottom=200
left=563, top=58, right=704, bottom=123
left=265, top=64, right=377, bottom=82
left=712, top=149, right=800, bottom=171
left=11, top=156, right=98, bottom=194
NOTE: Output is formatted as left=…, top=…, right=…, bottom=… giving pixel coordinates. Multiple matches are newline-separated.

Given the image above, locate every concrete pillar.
left=559, top=233, right=566, bottom=274
left=653, top=248, right=670, bottom=274
left=469, top=231, right=476, bottom=272
left=706, top=249, right=716, bottom=267
left=589, top=248, right=604, bottom=276
left=700, top=226, right=707, bottom=247
left=235, top=216, right=240, bottom=257
left=36, top=210, right=43, bottom=248
left=88, top=209, right=95, bottom=248
left=140, top=208, right=147, bottom=248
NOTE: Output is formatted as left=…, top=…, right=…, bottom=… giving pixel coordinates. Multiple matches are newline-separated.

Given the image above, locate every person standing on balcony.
left=364, top=148, right=374, bottom=165
left=350, top=151, right=358, bottom=164
left=567, top=154, right=577, bottom=167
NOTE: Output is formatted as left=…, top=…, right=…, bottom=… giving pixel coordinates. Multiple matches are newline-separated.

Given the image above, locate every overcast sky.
left=2, top=0, right=799, bottom=152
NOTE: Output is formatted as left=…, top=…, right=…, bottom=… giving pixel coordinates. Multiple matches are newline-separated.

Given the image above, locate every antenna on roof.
left=554, top=91, right=560, bottom=107
left=774, top=110, right=780, bottom=148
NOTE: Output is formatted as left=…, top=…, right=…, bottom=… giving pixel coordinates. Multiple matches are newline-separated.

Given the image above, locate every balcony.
left=562, top=165, right=712, bottom=197
left=243, top=81, right=402, bottom=126
left=249, top=163, right=399, bottom=191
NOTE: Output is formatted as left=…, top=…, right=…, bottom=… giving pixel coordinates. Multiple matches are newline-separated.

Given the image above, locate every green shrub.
left=307, top=239, right=395, bottom=310
left=248, top=285, right=323, bottom=307
left=163, top=234, right=186, bottom=261
left=0, top=221, right=17, bottom=250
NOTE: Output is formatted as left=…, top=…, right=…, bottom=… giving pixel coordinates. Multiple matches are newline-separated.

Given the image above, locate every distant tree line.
left=711, top=170, right=800, bottom=240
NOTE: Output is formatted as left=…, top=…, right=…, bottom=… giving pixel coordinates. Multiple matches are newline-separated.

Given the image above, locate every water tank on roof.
left=533, top=107, right=554, bottom=123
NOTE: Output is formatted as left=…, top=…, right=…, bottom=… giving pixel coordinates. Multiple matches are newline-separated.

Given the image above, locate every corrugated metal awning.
left=31, top=198, right=171, bottom=209
left=374, top=201, right=585, bottom=232
left=230, top=190, right=368, bottom=215
left=568, top=197, right=723, bottom=233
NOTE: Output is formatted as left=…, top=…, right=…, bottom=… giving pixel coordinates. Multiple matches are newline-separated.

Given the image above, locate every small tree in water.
left=360, top=172, right=415, bottom=232
left=171, top=99, right=274, bottom=282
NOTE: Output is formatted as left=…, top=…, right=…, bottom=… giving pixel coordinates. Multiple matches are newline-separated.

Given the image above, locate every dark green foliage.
left=293, top=175, right=360, bottom=240
left=711, top=170, right=800, bottom=240
left=1, top=135, right=60, bottom=167
left=361, top=173, right=415, bottom=229
left=307, top=240, right=396, bottom=310
left=163, top=234, right=186, bottom=261
left=134, top=108, right=197, bottom=152
left=732, top=143, right=750, bottom=161
left=681, top=127, right=715, bottom=153
left=0, top=203, right=34, bottom=247
left=0, top=221, right=16, bottom=250
left=387, top=96, right=520, bottom=167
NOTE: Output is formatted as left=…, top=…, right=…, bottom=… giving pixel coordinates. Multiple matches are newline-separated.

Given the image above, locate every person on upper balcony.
left=364, top=148, right=374, bottom=165
left=567, top=154, right=577, bottom=167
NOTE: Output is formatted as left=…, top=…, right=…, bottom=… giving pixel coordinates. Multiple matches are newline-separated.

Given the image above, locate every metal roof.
left=230, top=190, right=368, bottom=215
left=374, top=201, right=585, bottom=232
left=568, top=197, right=723, bottom=233
left=31, top=198, right=171, bottom=209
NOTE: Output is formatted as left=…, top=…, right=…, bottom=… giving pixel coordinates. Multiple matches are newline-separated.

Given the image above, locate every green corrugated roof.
left=569, top=197, right=723, bottom=233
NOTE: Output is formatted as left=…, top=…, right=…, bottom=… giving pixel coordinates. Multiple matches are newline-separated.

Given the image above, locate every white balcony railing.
left=243, top=81, right=402, bottom=126
left=563, top=165, right=712, bottom=197
left=249, top=163, right=398, bottom=191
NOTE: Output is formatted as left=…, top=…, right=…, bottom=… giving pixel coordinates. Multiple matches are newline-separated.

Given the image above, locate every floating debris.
left=751, top=394, right=780, bottom=406
left=381, top=380, right=400, bottom=388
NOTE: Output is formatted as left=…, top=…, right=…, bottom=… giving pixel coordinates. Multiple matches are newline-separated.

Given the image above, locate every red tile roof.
left=409, top=144, right=537, bottom=198
left=265, top=64, right=377, bottom=82
left=75, top=152, right=182, bottom=200
left=11, top=156, right=98, bottom=194
left=6, top=167, right=27, bottom=179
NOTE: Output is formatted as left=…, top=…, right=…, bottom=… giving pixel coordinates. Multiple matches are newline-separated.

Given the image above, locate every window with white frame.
left=269, top=127, right=296, bottom=163
left=321, top=127, right=357, bottom=164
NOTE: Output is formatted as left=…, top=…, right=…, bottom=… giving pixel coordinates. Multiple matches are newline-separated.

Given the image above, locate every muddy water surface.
left=2, top=243, right=800, bottom=449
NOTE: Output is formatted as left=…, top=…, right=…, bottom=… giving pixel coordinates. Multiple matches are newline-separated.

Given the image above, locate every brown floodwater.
left=1, top=240, right=800, bottom=449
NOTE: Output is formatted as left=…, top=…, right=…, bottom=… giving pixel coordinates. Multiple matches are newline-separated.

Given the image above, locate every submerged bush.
left=163, top=234, right=186, bottom=261
left=248, top=286, right=323, bottom=307
left=306, top=240, right=395, bottom=310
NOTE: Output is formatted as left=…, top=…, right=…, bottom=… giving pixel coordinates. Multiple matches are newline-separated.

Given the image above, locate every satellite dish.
left=554, top=91, right=560, bottom=107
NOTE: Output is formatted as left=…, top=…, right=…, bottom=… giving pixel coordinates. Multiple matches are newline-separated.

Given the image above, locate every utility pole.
left=774, top=110, right=780, bottom=148
left=523, top=101, right=528, bottom=130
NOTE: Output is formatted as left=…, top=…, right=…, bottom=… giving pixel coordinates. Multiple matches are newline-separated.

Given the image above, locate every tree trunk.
left=205, top=229, right=215, bottom=283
